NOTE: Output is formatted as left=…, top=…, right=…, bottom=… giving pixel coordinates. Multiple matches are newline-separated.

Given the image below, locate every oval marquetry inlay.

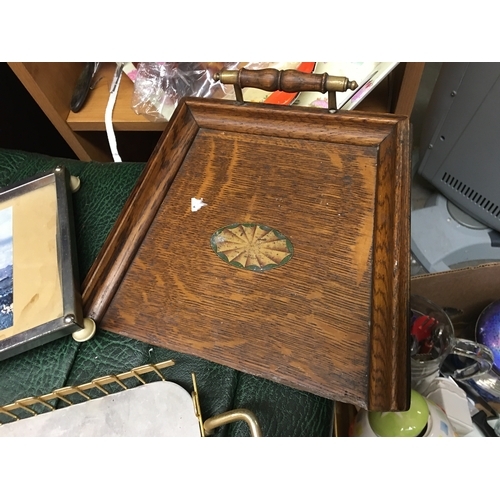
left=210, top=223, right=293, bottom=272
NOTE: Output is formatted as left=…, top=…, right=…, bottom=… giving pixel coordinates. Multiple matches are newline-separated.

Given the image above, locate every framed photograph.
left=0, top=167, right=83, bottom=361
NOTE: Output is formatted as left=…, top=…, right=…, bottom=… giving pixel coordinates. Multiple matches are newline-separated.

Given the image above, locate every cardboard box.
left=411, top=262, right=500, bottom=340
left=412, top=261, right=500, bottom=418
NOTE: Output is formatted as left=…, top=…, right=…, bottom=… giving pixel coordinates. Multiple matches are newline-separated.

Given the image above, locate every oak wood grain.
left=368, top=123, right=411, bottom=410
left=83, top=97, right=410, bottom=410
left=82, top=103, right=198, bottom=318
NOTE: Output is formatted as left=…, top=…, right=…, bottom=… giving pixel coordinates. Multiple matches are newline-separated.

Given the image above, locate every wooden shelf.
left=67, top=63, right=166, bottom=132
left=9, top=62, right=425, bottom=162
left=66, top=63, right=392, bottom=132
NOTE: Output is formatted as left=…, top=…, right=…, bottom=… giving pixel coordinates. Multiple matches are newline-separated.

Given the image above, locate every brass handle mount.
left=214, top=67, right=358, bottom=111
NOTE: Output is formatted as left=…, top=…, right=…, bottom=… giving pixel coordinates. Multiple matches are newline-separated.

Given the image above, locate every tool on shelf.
left=70, top=63, right=101, bottom=113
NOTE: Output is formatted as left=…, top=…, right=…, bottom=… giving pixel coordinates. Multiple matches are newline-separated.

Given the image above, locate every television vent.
left=441, top=172, right=500, bottom=218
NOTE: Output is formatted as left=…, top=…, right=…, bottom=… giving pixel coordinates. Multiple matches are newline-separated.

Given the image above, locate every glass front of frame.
left=0, top=168, right=82, bottom=360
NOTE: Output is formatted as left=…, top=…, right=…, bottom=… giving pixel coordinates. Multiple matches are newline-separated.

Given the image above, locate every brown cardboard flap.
left=411, top=262, right=500, bottom=338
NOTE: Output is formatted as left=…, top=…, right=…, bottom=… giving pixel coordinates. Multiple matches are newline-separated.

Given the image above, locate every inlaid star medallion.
left=210, top=223, right=293, bottom=272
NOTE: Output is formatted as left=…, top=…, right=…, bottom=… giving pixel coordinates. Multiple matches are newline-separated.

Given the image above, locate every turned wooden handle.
left=215, top=68, right=358, bottom=94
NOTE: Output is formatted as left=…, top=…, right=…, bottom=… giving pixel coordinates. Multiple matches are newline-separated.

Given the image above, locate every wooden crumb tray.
left=82, top=97, right=410, bottom=411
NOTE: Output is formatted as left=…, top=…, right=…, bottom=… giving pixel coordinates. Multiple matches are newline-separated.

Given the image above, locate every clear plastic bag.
left=131, top=62, right=237, bottom=122
left=131, top=62, right=299, bottom=122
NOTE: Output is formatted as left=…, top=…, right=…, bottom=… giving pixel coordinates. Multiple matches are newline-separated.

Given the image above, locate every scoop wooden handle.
left=215, top=67, right=358, bottom=94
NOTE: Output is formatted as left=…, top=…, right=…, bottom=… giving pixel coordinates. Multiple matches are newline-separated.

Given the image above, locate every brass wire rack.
left=0, top=359, right=262, bottom=436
